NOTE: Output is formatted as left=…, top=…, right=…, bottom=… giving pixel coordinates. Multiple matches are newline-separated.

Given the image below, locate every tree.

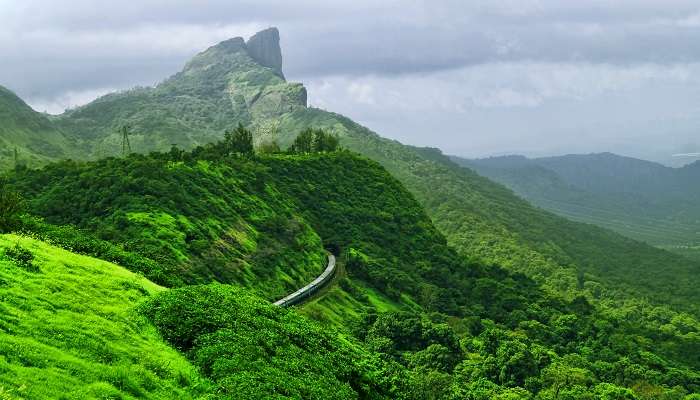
left=0, top=179, right=23, bottom=233
left=224, top=123, right=254, bottom=156
left=289, top=128, right=315, bottom=153
left=289, top=128, right=341, bottom=153
left=312, top=129, right=340, bottom=152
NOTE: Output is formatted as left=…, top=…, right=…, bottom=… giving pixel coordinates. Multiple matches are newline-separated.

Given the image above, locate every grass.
left=0, top=234, right=209, bottom=399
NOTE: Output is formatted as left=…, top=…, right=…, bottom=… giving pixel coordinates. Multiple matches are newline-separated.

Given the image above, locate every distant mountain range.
left=456, top=152, right=700, bottom=257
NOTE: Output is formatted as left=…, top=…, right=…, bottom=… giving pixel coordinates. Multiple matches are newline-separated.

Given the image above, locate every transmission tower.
left=120, top=125, right=132, bottom=156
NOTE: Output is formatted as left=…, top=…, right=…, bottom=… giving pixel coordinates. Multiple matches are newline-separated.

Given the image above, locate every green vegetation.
left=142, top=284, right=409, bottom=399
left=261, top=152, right=700, bottom=398
left=273, top=109, right=700, bottom=317
left=223, top=123, right=254, bottom=156
left=289, top=127, right=340, bottom=153
left=4, top=140, right=700, bottom=398
left=0, top=234, right=209, bottom=399
left=7, top=153, right=326, bottom=298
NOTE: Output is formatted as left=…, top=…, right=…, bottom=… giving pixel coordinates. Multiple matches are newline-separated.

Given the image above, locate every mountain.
left=51, top=27, right=306, bottom=158
left=0, top=85, right=72, bottom=170
left=457, top=153, right=700, bottom=258
left=5, top=26, right=700, bottom=320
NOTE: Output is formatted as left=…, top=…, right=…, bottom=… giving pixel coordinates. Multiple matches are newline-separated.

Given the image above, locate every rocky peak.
left=245, top=27, right=284, bottom=78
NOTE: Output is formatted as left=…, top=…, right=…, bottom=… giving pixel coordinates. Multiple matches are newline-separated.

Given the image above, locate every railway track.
left=273, top=254, right=336, bottom=307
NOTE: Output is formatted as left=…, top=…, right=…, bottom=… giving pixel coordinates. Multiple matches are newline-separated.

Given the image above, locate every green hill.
left=0, top=233, right=411, bottom=399
left=458, top=153, right=700, bottom=256
left=8, top=153, right=326, bottom=298
left=0, top=86, right=72, bottom=170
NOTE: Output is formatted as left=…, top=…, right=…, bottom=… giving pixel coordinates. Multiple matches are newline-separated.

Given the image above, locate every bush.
left=5, top=244, right=37, bottom=272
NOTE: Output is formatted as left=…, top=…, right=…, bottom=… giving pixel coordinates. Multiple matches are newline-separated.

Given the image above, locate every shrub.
left=5, top=244, right=38, bottom=272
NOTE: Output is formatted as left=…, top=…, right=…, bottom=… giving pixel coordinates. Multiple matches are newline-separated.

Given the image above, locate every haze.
left=2, top=0, right=700, bottom=165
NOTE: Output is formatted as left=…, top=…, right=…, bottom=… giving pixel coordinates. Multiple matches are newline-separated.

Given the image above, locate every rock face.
left=246, top=27, right=284, bottom=77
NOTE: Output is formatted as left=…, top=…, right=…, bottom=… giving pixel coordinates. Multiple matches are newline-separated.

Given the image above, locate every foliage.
left=19, top=215, right=178, bottom=286
left=256, top=139, right=281, bottom=154
left=260, top=152, right=700, bottom=398
left=7, top=154, right=326, bottom=299
left=6, top=143, right=700, bottom=398
left=141, top=284, right=412, bottom=399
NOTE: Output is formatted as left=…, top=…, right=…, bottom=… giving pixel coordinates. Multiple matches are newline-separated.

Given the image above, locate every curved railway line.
left=274, top=254, right=337, bottom=307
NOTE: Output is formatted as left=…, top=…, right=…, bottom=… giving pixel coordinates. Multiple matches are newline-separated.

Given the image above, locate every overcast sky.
left=2, top=0, right=700, bottom=165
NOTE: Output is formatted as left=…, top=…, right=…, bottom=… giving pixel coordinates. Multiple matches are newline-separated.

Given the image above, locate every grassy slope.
left=0, top=234, right=208, bottom=400
left=0, top=86, right=72, bottom=170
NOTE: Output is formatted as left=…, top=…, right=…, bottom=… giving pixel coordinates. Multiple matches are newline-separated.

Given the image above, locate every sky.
left=2, top=0, right=700, bottom=165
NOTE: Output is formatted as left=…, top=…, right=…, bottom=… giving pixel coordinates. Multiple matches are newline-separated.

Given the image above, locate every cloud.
left=26, top=87, right=121, bottom=115
left=302, top=61, right=700, bottom=161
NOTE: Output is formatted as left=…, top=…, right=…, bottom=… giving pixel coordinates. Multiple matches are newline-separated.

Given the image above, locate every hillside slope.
left=8, top=154, right=326, bottom=298
left=274, top=110, right=700, bottom=316
left=8, top=28, right=699, bottom=316
left=0, top=86, right=72, bottom=170
left=0, top=234, right=411, bottom=399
